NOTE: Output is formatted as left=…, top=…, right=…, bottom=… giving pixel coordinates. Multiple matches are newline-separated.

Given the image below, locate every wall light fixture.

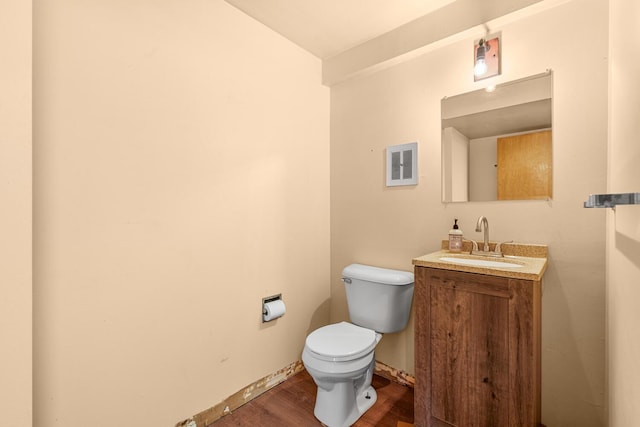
left=474, top=34, right=501, bottom=81
left=474, top=39, right=489, bottom=76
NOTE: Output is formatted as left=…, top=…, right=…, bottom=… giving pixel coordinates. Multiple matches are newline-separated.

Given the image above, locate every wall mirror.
left=441, top=71, right=552, bottom=202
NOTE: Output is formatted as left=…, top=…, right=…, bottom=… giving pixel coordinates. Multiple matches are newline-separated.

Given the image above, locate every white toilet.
left=302, top=264, right=414, bottom=427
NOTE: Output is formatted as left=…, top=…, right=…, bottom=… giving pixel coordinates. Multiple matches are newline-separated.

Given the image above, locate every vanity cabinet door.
left=414, top=267, right=541, bottom=427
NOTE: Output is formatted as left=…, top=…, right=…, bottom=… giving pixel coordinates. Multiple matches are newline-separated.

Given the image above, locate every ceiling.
left=442, top=99, right=552, bottom=140
left=224, top=0, right=457, bottom=59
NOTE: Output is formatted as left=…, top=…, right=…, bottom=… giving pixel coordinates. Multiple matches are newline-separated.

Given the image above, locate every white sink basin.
left=439, top=256, right=523, bottom=268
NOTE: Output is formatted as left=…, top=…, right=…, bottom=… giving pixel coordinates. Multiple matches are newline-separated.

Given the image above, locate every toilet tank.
left=342, top=264, right=414, bottom=333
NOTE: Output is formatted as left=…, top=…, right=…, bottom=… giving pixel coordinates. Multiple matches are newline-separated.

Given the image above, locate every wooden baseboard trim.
left=176, top=359, right=414, bottom=427
left=175, top=360, right=305, bottom=427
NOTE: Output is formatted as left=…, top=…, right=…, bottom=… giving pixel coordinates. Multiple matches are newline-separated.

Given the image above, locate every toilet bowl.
left=302, top=264, right=414, bottom=427
left=302, top=322, right=382, bottom=427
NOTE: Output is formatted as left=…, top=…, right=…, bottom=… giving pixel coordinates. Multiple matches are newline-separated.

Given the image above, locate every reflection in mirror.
left=441, top=71, right=552, bottom=202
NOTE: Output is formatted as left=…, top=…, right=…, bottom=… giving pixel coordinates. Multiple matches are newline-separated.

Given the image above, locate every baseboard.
left=176, top=359, right=414, bottom=427
left=374, top=360, right=415, bottom=388
left=175, top=360, right=304, bottom=427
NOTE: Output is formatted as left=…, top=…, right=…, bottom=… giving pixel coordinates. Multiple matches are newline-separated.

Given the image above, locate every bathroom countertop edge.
left=413, top=247, right=548, bottom=281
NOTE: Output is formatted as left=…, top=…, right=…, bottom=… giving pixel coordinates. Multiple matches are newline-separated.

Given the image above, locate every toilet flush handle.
left=342, top=278, right=352, bottom=284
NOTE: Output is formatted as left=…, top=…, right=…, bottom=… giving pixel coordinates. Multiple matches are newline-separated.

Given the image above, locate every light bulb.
left=474, top=59, right=487, bottom=76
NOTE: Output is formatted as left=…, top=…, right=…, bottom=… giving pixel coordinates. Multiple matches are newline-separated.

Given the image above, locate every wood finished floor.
left=212, top=370, right=414, bottom=426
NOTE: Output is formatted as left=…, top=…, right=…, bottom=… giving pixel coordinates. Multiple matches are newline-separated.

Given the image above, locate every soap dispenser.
left=448, top=219, right=463, bottom=252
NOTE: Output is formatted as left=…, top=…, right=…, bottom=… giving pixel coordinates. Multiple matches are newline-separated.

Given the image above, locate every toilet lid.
left=305, top=322, right=378, bottom=362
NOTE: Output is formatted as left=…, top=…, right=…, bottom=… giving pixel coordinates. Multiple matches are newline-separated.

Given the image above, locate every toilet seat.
left=305, top=322, right=378, bottom=362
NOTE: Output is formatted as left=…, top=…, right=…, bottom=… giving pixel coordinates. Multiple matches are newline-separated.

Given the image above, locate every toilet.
left=302, top=264, right=414, bottom=427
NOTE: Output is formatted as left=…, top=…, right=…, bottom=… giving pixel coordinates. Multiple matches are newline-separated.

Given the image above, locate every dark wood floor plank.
left=212, top=369, right=414, bottom=426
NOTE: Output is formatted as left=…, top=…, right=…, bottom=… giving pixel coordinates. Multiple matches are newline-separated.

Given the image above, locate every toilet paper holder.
left=262, top=294, right=283, bottom=323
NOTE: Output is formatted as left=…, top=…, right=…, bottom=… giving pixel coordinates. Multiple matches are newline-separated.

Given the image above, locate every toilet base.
left=356, top=385, right=377, bottom=418
left=314, top=383, right=377, bottom=427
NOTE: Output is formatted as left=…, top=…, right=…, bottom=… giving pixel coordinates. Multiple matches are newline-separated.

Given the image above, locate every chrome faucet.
left=471, top=216, right=509, bottom=257
left=475, top=216, right=490, bottom=252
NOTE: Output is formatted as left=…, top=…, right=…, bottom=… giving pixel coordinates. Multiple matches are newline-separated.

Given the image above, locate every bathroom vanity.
left=413, top=242, right=548, bottom=427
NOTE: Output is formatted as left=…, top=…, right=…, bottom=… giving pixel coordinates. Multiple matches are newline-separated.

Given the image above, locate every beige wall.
left=0, top=0, right=32, bottom=426
left=33, top=1, right=329, bottom=425
left=607, top=0, right=640, bottom=425
left=330, top=0, right=607, bottom=425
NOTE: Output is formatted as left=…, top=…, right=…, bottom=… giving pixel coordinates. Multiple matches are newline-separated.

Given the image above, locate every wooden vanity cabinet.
left=414, top=266, right=541, bottom=427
